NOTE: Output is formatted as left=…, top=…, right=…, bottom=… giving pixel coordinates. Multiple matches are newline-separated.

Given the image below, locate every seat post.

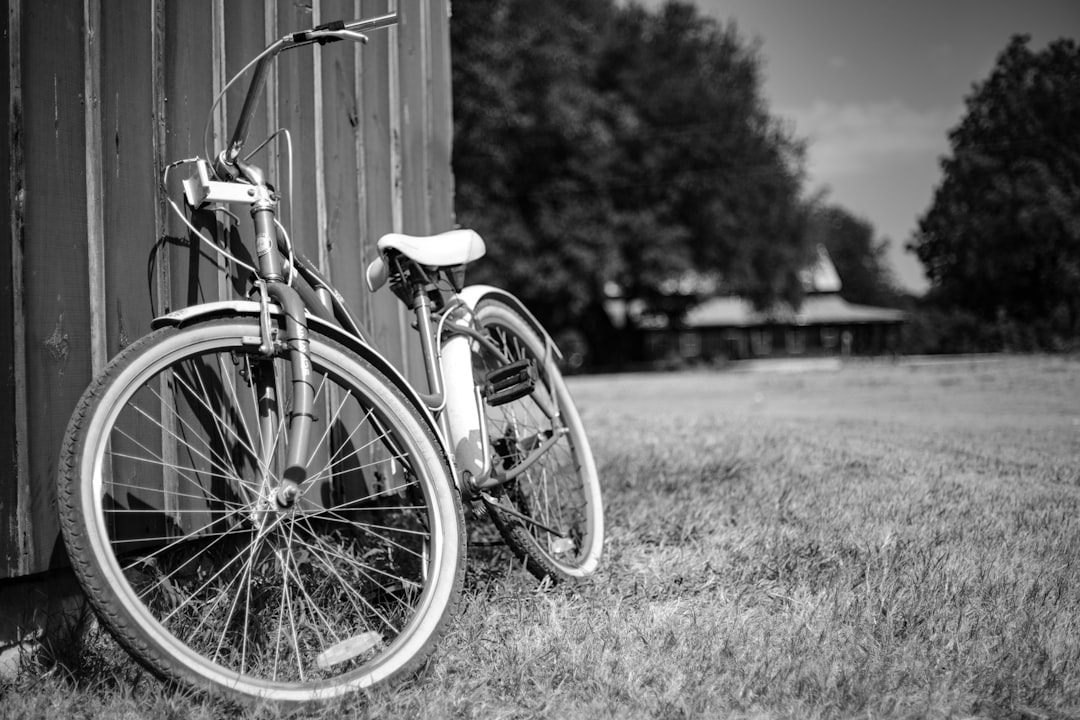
left=411, top=286, right=445, bottom=404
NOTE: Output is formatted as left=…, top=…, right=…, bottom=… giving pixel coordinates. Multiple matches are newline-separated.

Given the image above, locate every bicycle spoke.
left=126, top=512, right=251, bottom=590
left=106, top=447, right=252, bottom=501
left=285, top=528, right=371, bottom=631
left=141, top=377, right=251, bottom=483
left=289, top=517, right=406, bottom=633
left=120, top=406, right=248, bottom=501
left=190, top=357, right=253, bottom=484
left=296, top=508, right=432, bottom=539
left=158, top=520, right=275, bottom=627
left=170, top=360, right=263, bottom=469
left=216, top=352, right=260, bottom=470
left=281, top=544, right=341, bottom=650
left=297, top=505, right=429, bottom=561
left=302, top=412, right=402, bottom=488
left=303, top=373, right=340, bottom=468
left=289, top=515, right=425, bottom=592
left=115, top=501, right=250, bottom=559
left=103, top=480, right=245, bottom=510
left=280, top=521, right=306, bottom=682
left=206, top=512, right=283, bottom=668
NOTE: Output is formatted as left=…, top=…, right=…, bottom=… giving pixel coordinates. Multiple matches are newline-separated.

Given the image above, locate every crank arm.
left=479, top=427, right=567, bottom=488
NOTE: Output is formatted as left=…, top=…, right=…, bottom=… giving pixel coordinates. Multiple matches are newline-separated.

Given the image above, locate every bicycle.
left=56, top=13, right=603, bottom=706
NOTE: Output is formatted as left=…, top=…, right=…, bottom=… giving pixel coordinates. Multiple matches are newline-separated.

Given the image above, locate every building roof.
left=684, top=293, right=905, bottom=328
left=799, top=244, right=843, bottom=293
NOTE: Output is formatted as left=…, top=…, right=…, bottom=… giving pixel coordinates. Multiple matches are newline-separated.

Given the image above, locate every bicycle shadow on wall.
left=148, top=207, right=256, bottom=315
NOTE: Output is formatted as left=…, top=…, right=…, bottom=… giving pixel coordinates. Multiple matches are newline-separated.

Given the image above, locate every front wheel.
left=58, top=316, right=465, bottom=705
left=473, top=299, right=603, bottom=581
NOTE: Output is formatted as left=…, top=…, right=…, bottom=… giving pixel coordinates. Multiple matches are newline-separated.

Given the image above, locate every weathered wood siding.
left=0, top=0, right=456, bottom=580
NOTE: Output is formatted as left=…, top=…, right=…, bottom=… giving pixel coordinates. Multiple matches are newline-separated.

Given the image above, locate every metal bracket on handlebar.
left=253, top=279, right=277, bottom=356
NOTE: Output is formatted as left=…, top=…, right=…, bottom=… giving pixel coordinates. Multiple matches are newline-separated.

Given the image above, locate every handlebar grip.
left=292, top=19, right=347, bottom=45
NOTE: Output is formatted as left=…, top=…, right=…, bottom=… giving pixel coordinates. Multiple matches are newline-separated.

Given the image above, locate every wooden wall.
left=0, top=0, right=456, bottom=580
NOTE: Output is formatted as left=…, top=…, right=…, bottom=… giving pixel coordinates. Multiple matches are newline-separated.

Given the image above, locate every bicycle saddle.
left=366, top=229, right=486, bottom=291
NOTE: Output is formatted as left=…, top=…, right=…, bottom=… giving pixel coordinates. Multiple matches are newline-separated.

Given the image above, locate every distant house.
left=633, top=246, right=905, bottom=365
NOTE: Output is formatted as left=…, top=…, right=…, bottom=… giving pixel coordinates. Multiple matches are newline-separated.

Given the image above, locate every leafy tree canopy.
left=451, top=0, right=813, bottom=349
left=909, top=35, right=1080, bottom=344
left=806, top=203, right=902, bottom=308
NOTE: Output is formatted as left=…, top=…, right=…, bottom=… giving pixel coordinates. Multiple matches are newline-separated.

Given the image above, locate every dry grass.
left=4, top=354, right=1080, bottom=719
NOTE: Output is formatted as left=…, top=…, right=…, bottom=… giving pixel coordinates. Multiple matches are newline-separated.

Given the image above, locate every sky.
left=636, top=0, right=1079, bottom=293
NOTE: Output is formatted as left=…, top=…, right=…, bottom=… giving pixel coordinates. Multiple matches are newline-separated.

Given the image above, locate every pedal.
left=482, top=358, right=536, bottom=407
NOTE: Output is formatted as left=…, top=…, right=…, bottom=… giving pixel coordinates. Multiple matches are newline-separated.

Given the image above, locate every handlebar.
left=217, top=12, right=399, bottom=176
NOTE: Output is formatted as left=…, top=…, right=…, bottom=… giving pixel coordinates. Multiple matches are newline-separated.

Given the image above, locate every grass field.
left=4, top=354, right=1080, bottom=719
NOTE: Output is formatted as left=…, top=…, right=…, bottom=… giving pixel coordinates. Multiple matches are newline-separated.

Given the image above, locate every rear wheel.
left=58, top=316, right=464, bottom=705
left=473, top=299, right=603, bottom=581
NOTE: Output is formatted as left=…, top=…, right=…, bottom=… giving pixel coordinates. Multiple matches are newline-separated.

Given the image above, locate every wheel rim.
left=79, top=325, right=457, bottom=701
left=479, top=313, right=602, bottom=576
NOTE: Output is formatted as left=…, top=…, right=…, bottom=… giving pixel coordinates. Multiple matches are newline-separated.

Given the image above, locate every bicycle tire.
left=58, top=316, right=464, bottom=705
left=473, top=299, right=603, bottom=581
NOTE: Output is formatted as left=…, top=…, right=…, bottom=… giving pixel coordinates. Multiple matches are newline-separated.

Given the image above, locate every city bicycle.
left=56, top=13, right=603, bottom=706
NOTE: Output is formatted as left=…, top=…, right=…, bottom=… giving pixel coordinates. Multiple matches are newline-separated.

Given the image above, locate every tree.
left=594, top=2, right=811, bottom=309
left=451, top=0, right=624, bottom=336
left=806, top=203, right=901, bottom=307
left=909, top=35, right=1080, bottom=348
left=450, top=0, right=813, bottom=363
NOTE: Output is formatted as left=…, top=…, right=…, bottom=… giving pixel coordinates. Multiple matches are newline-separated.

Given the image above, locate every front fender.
left=151, top=301, right=454, bottom=471
left=457, top=285, right=562, bottom=361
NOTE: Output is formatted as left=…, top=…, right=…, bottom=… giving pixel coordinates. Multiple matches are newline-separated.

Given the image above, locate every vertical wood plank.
left=211, top=0, right=230, bottom=303
left=148, top=0, right=179, bottom=535
left=276, top=2, right=318, bottom=261
left=2, top=0, right=33, bottom=578
left=312, top=0, right=330, bottom=278
left=397, top=0, right=429, bottom=237
left=222, top=5, right=271, bottom=158
left=22, top=0, right=94, bottom=572
left=162, top=0, right=218, bottom=312
left=222, top=1, right=268, bottom=287
left=389, top=0, right=408, bottom=374
left=84, top=0, right=106, bottom=374
left=100, top=1, right=158, bottom=357
left=356, top=0, right=405, bottom=371
left=353, top=0, right=371, bottom=332
left=395, top=0, right=427, bottom=382
left=264, top=0, right=279, bottom=189
left=427, top=0, right=454, bottom=232
left=0, top=0, right=13, bottom=576
left=151, top=0, right=170, bottom=317
left=317, top=0, right=365, bottom=317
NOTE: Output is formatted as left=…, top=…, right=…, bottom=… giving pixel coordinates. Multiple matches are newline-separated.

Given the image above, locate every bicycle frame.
left=173, top=12, right=565, bottom=504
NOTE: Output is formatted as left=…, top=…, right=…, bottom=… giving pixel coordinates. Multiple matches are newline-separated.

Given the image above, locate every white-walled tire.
left=58, top=317, right=464, bottom=705
left=473, top=300, right=603, bottom=581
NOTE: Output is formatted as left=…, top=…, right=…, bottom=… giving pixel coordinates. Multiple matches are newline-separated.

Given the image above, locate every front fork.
left=251, top=203, right=314, bottom=507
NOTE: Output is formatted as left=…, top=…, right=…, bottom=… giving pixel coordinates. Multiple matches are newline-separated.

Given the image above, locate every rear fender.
left=151, top=301, right=455, bottom=474
left=457, top=285, right=562, bottom=362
